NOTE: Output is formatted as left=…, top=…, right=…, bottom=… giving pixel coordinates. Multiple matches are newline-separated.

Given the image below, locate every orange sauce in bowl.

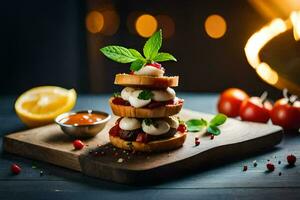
left=60, top=113, right=106, bottom=126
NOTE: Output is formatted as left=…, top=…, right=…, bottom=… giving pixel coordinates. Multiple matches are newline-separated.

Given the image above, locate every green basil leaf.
left=187, top=125, right=205, bottom=132
left=209, top=114, right=227, bottom=127
left=186, top=119, right=207, bottom=127
left=186, top=119, right=207, bottom=132
left=113, top=92, right=121, bottom=98
left=153, top=52, right=177, bottom=62
left=129, top=49, right=145, bottom=60
left=207, top=125, right=221, bottom=135
left=130, top=59, right=145, bottom=71
left=138, top=90, right=153, bottom=100
left=100, top=46, right=137, bottom=63
left=143, top=29, right=162, bottom=59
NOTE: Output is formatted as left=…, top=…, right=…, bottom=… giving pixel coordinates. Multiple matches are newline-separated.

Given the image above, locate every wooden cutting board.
left=3, top=109, right=283, bottom=184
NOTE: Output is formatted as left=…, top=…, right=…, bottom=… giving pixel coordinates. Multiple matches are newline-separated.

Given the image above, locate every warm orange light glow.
left=245, top=10, right=299, bottom=87
left=86, top=11, right=104, bottom=34
left=135, top=14, right=157, bottom=38
left=256, top=63, right=279, bottom=85
left=290, top=11, right=300, bottom=40
left=245, top=19, right=287, bottom=68
left=249, top=0, right=300, bottom=20
left=156, top=15, right=175, bottom=38
left=204, top=15, right=227, bottom=39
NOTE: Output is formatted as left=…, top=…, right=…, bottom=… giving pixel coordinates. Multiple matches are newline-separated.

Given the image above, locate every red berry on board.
left=266, top=163, right=275, bottom=171
left=177, top=124, right=187, bottom=133
left=287, top=154, right=296, bottom=165
left=195, top=137, right=200, bottom=146
left=73, top=140, right=84, bottom=150
left=11, top=164, right=21, bottom=175
left=243, top=165, right=248, bottom=171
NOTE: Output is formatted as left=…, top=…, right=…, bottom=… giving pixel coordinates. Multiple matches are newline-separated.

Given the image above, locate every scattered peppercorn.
left=11, top=164, right=21, bottom=175
left=195, top=137, right=200, bottom=146
left=266, top=163, right=275, bottom=172
left=287, top=154, right=296, bottom=166
left=210, top=135, right=214, bottom=140
left=253, top=160, right=257, bottom=167
left=243, top=165, right=248, bottom=171
left=278, top=172, right=282, bottom=176
left=278, top=161, right=281, bottom=165
left=73, top=140, right=84, bottom=150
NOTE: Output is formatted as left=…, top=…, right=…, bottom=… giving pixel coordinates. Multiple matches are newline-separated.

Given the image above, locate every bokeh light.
left=156, top=15, right=175, bottom=38
left=86, top=11, right=104, bottom=34
left=101, top=10, right=120, bottom=35
left=135, top=14, right=158, bottom=38
left=204, top=14, right=227, bottom=39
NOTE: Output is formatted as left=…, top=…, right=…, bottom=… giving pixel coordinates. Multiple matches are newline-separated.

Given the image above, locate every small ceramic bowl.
left=55, top=110, right=111, bottom=138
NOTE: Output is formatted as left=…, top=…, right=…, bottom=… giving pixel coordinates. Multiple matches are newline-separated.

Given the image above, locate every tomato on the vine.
left=217, top=88, right=249, bottom=117
left=271, top=98, right=300, bottom=130
left=239, top=96, right=272, bottom=123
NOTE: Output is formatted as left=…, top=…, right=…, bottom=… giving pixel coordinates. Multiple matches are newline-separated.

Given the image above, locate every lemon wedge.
left=15, top=86, right=77, bottom=127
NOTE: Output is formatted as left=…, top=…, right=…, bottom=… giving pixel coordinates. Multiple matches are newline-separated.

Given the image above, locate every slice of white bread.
left=109, top=132, right=187, bottom=152
left=114, top=74, right=179, bottom=89
left=109, top=97, right=183, bottom=118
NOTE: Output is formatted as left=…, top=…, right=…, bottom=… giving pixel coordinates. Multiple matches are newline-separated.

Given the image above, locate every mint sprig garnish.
left=100, top=29, right=177, bottom=71
left=186, top=114, right=227, bottom=136
left=138, top=90, right=153, bottom=100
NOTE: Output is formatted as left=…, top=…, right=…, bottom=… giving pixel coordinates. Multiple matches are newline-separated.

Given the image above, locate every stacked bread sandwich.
left=100, top=30, right=187, bottom=152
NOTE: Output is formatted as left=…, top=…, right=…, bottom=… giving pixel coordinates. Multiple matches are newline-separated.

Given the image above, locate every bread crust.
left=109, top=97, right=183, bottom=118
left=114, top=74, right=178, bottom=89
left=109, top=132, right=187, bottom=152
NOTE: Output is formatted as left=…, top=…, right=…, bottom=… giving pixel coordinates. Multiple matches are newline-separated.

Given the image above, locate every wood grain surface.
left=3, top=109, right=283, bottom=184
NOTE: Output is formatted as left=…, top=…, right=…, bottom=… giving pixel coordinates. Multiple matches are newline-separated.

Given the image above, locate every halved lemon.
left=15, top=86, right=77, bottom=127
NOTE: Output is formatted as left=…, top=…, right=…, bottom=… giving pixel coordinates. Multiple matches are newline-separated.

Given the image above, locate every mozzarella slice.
left=133, top=65, right=164, bottom=77
left=119, top=117, right=141, bottom=130
left=142, top=120, right=170, bottom=135
left=152, top=87, right=176, bottom=102
left=164, top=116, right=179, bottom=129
left=128, top=90, right=151, bottom=108
left=121, top=87, right=135, bottom=101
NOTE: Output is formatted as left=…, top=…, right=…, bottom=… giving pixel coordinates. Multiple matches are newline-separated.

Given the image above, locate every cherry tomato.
left=177, top=124, right=187, bottom=133
left=136, top=133, right=148, bottom=143
left=239, top=97, right=272, bottom=123
left=109, top=125, right=121, bottom=137
left=217, top=88, right=249, bottom=117
left=73, top=140, right=84, bottom=150
left=270, top=98, right=300, bottom=130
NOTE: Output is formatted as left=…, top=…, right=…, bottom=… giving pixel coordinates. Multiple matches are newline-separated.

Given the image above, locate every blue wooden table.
left=1, top=94, right=300, bottom=200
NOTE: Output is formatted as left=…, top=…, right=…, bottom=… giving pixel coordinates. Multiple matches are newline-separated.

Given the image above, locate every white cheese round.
left=142, top=120, right=170, bottom=135
left=152, top=87, right=176, bottom=102
left=133, top=65, right=164, bottom=77
left=128, top=90, right=151, bottom=108
left=119, top=117, right=141, bottom=130
left=121, top=87, right=135, bottom=101
left=165, top=117, right=179, bottom=129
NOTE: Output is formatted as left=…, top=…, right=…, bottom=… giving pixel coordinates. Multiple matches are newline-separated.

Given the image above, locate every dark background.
left=0, top=0, right=298, bottom=97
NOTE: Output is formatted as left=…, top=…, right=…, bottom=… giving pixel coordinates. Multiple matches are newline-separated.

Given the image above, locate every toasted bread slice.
left=109, top=97, right=183, bottom=118
left=109, top=132, right=187, bottom=152
left=114, top=74, right=178, bottom=89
